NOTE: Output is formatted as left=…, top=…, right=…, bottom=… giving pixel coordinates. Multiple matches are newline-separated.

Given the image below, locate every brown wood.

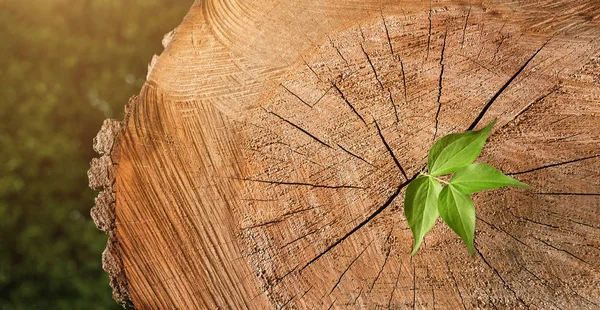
left=88, top=0, right=600, bottom=308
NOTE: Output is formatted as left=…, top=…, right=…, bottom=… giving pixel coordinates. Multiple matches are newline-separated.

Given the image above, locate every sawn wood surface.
left=89, top=0, right=600, bottom=308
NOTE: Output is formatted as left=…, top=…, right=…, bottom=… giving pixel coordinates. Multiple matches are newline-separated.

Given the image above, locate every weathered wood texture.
left=89, top=0, right=600, bottom=308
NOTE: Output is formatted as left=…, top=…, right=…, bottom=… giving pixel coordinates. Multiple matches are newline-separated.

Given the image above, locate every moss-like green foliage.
left=0, top=1, right=191, bottom=307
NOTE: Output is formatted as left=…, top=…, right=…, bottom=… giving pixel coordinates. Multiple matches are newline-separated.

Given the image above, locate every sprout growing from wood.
left=404, top=119, right=530, bottom=255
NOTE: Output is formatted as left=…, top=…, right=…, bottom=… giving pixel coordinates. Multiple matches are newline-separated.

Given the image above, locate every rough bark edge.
left=87, top=29, right=176, bottom=309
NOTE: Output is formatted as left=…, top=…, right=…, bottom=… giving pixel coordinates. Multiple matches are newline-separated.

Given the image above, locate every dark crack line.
left=375, top=119, right=408, bottom=180
left=399, top=57, right=409, bottom=104
left=509, top=154, right=599, bottom=175
left=280, top=218, right=338, bottom=250
left=446, top=259, right=467, bottom=310
left=477, top=216, right=531, bottom=248
left=517, top=262, right=544, bottom=284
left=280, top=294, right=296, bottom=309
left=250, top=265, right=300, bottom=302
left=275, top=264, right=299, bottom=284
left=332, top=83, right=367, bottom=126
left=337, top=143, right=376, bottom=167
left=369, top=231, right=393, bottom=292
left=434, top=29, right=448, bottom=140
left=501, top=86, right=560, bottom=130
left=537, top=192, right=600, bottom=196
left=328, top=239, right=373, bottom=295
left=549, top=115, right=571, bottom=126
left=535, top=238, right=590, bottom=265
left=457, top=54, right=498, bottom=75
left=361, top=43, right=385, bottom=90
left=299, top=285, right=313, bottom=300
left=353, top=288, right=363, bottom=305
left=243, top=218, right=284, bottom=230
left=543, top=261, right=600, bottom=308
left=520, top=216, right=560, bottom=229
left=474, top=247, right=527, bottom=307
left=281, top=84, right=313, bottom=108
left=460, top=4, right=472, bottom=48
left=468, top=38, right=551, bottom=130
left=388, top=266, right=402, bottom=309
left=329, top=35, right=350, bottom=67
left=388, top=88, right=400, bottom=123
left=554, top=275, right=600, bottom=308
left=381, top=11, right=395, bottom=56
left=242, top=178, right=364, bottom=189
left=492, top=36, right=506, bottom=61
left=550, top=133, right=581, bottom=143
left=312, top=86, right=333, bottom=107
left=426, top=1, right=432, bottom=60
left=359, top=23, right=366, bottom=41
left=267, top=111, right=332, bottom=148
left=299, top=174, right=417, bottom=273
left=302, top=57, right=323, bottom=82
left=327, top=299, right=336, bottom=310
left=565, top=218, right=600, bottom=230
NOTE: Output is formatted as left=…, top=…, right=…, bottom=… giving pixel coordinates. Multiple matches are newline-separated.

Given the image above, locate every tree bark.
left=89, top=0, right=600, bottom=308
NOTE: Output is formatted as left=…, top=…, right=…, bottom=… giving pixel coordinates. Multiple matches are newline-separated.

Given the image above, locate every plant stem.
left=419, top=172, right=450, bottom=185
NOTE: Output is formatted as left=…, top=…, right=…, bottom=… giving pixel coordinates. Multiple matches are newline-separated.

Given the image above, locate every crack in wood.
left=303, top=58, right=324, bottom=82
left=387, top=266, right=402, bottom=309
left=434, top=29, right=448, bottom=140
left=477, top=216, right=532, bottom=248
left=468, top=37, right=552, bottom=130
left=474, top=246, right=528, bottom=307
left=243, top=206, right=318, bottom=230
left=388, top=88, right=400, bottom=123
left=537, top=192, right=600, bottom=196
left=329, top=35, right=350, bottom=67
left=328, top=239, right=373, bottom=295
left=501, top=86, right=560, bottom=130
left=426, top=1, right=433, bottom=60
left=374, top=119, right=408, bottom=180
left=352, top=288, right=363, bottom=305
left=461, top=4, right=472, bottom=48
left=337, top=143, right=376, bottom=167
left=457, top=54, right=498, bottom=75
left=279, top=218, right=339, bottom=250
left=534, top=238, right=590, bottom=265
left=491, top=36, right=506, bottom=61
left=331, top=83, right=367, bottom=126
left=327, top=299, right=336, bottom=310
left=242, top=178, right=365, bottom=189
left=381, top=11, right=395, bottom=56
left=369, top=231, right=393, bottom=292
left=361, top=43, right=385, bottom=90
left=395, top=59, right=407, bottom=103
left=312, top=86, right=333, bottom=107
left=508, top=154, right=600, bottom=175
left=299, top=174, right=417, bottom=273
left=446, top=259, right=467, bottom=310
left=281, top=83, right=313, bottom=108
left=519, top=216, right=560, bottom=229
left=267, top=111, right=333, bottom=148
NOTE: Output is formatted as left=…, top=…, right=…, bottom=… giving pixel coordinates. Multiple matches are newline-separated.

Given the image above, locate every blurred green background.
left=0, top=0, right=191, bottom=308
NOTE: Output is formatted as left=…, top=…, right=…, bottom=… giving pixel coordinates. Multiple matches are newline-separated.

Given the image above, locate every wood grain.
left=89, top=0, right=600, bottom=308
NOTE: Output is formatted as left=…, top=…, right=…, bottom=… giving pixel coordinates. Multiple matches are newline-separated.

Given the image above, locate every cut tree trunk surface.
left=88, top=0, right=600, bottom=308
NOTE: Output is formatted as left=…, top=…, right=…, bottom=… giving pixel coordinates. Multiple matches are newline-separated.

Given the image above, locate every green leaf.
left=438, top=185, right=476, bottom=256
left=450, top=163, right=531, bottom=194
left=404, top=176, right=442, bottom=255
left=427, top=119, right=496, bottom=176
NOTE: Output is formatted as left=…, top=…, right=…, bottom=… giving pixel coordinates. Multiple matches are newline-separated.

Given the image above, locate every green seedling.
left=404, top=119, right=530, bottom=256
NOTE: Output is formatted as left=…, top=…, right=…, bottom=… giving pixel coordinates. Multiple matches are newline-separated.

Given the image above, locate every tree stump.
left=89, top=0, right=600, bottom=308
